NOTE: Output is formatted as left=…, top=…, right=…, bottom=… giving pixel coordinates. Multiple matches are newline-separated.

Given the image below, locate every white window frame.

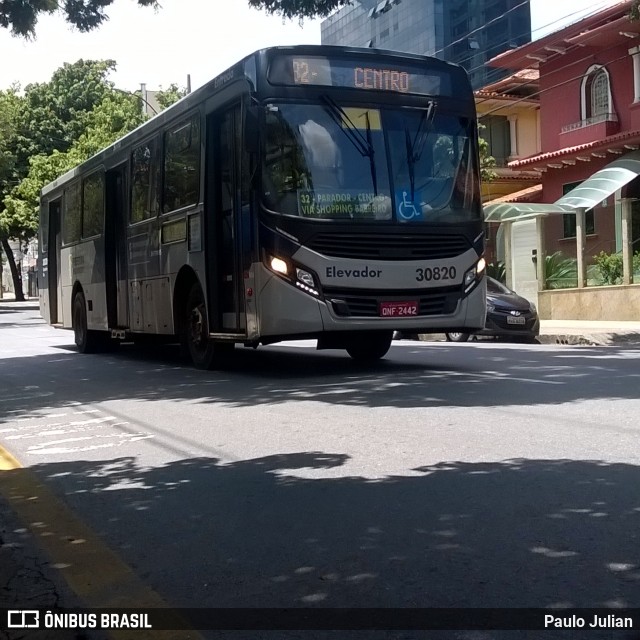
left=580, top=64, right=612, bottom=121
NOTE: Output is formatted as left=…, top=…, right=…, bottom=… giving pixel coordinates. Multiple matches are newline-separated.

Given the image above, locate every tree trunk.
left=1, top=237, right=25, bottom=301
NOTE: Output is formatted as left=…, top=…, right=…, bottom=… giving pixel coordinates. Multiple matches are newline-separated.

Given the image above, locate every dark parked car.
left=445, top=276, right=540, bottom=343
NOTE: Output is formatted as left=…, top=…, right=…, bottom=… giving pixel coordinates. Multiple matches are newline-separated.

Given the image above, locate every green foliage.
left=13, top=60, right=119, bottom=175
left=593, top=250, right=623, bottom=285
left=478, top=123, right=497, bottom=183
left=155, top=84, right=188, bottom=111
left=0, top=87, right=20, bottom=184
left=2, top=90, right=146, bottom=240
left=0, top=59, right=149, bottom=303
left=631, top=0, right=640, bottom=22
left=3, top=0, right=350, bottom=35
left=592, top=250, right=640, bottom=285
left=486, top=260, right=505, bottom=283
left=544, top=251, right=577, bottom=289
left=247, top=0, right=350, bottom=20
left=1, top=0, right=158, bottom=37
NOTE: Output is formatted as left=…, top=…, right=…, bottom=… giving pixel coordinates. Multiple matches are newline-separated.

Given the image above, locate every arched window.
left=581, top=65, right=611, bottom=122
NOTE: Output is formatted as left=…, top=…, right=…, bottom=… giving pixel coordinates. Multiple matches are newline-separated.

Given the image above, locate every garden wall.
left=538, top=284, right=640, bottom=321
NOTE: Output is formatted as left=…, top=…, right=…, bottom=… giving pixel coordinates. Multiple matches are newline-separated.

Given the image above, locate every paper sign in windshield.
left=297, top=189, right=391, bottom=219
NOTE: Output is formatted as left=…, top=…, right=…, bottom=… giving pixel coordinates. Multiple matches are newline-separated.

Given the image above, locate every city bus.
left=38, top=45, right=486, bottom=369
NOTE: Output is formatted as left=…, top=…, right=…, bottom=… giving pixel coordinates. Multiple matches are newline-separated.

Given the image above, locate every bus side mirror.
left=244, top=106, right=259, bottom=153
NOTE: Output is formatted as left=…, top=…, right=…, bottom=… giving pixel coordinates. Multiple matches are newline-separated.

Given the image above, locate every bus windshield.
left=261, top=101, right=481, bottom=223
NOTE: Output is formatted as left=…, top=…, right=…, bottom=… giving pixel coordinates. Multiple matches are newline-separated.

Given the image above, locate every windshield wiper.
left=405, top=127, right=416, bottom=201
left=411, top=100, right=437, bottom=164
left=320, top=94, right=378, bottom=195
left=405, top=100, right=437, bottom=199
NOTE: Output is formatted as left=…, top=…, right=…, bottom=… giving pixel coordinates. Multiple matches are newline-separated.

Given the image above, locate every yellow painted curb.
left=0, top=443, right=21, bottom=471
left=0, top=444, right=204, bottom=640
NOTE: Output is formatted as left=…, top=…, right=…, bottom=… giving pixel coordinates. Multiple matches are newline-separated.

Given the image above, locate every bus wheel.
left=345, top=331, right=393, bottom=362
left=72, top=291, right=103, bottom=353
left=185, top=284, right=216, bottom=369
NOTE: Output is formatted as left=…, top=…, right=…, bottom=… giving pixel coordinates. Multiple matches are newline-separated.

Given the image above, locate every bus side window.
left=82, top=172, right=104, bottom=238
left=131, top=141, right=157, bottom=223
left=163, top=115, right=201, bottom=213
left=62, top=182, right=82, bottom=245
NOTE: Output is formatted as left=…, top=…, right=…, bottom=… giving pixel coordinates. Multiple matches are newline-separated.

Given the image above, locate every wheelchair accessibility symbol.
left=397, top=190, right=423, bottom=220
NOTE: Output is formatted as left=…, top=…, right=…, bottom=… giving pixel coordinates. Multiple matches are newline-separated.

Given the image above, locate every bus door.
left=206, top=104, right=250, bottom=333
left=44, top=199, right=62, bottom=324
left=105, top=164, right=128, bottom=328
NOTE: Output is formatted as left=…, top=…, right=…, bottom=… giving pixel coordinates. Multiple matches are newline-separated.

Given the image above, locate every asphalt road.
left=1, top=302, right=640, bottom=639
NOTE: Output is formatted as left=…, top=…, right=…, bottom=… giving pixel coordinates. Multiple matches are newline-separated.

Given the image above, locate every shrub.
left=593, top=251, right=623, bottom=285
left=592, top=250, right=640, bottom=284
left=486, top=261, right=506, bottom=283
left=545, top=251, right=577, bottom=289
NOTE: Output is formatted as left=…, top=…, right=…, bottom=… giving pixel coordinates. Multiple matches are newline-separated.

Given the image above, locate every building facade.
left=490, top=1, right=640, bottom=264
left=484, top=0, right=640, bottom=320
left=475, top=69, right=542, bottom=265
left=321, top=0, right=531, bottom=89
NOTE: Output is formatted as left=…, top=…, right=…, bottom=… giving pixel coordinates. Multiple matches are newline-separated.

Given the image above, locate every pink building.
left=483, top=0, right=640, bottom=320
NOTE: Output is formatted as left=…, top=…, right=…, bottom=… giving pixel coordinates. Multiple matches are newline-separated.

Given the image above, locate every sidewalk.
left=538, top=319, right=640, bottom=346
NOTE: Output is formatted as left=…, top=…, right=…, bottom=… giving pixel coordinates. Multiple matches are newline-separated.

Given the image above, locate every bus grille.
left=324, top=286, right=460, bottom=318
left=308, top=233, right=470, bottom=260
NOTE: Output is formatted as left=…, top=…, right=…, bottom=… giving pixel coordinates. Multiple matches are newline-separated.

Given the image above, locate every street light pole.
left=112, top=87, right=158, bottom=116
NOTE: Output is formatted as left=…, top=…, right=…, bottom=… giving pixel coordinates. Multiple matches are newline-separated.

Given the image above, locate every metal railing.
left=561, top=112, right=618, bottom=133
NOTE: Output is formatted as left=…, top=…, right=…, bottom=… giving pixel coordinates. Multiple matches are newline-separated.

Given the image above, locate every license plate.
left=507, top=315, right=526, bottom=325
left=379, top=301, right=418, bottom=317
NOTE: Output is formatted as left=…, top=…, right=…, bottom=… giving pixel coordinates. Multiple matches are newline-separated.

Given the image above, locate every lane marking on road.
left=0, top=443, right=204, bottom=640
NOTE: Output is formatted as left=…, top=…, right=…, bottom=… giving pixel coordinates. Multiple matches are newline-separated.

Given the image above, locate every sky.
left=0, top=0, right=624, bottom=92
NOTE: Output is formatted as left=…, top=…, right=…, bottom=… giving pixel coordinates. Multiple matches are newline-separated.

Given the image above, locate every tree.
left=1, top=0, right=158, bottom=37
left=247, top=0, right=350, bottom=20
left=478, top=124, right=497, bottom=183
left=4, top=90, right=145, bottom=233
left=0, top=88, right=19, bottom=182
left=2, top=0, right=345, bottom=36
left=1, top=0, right=348, bottom=35
left=154, top=84, right=188, bottom=111
left=12, top=60, right=120, bottom=176
left=0, top=87, right=22, bottom=298
left=0, top=60, right=146, bottom=299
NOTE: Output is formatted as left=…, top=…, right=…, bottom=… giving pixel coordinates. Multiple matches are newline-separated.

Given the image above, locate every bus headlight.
left=295, top=267, right=320, bottom=297
left=270, top=256, right=289, bottom=275
left=296, top=268, right=316, bottom=288
left=267, top=255, right=320, bottom=297
left=463, top=257, right=486, bottom=292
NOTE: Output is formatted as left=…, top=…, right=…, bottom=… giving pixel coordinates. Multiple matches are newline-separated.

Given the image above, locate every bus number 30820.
left=415, top=265, right=457, bottom=282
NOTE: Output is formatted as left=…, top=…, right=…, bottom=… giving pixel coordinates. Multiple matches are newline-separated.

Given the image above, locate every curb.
left=403, top=332, right=640, bottom=347
left=538, top=332, right=640, bottom=346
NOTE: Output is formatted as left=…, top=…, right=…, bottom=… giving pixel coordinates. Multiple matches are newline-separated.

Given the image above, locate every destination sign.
left=269, top=55, right=452, bottom=97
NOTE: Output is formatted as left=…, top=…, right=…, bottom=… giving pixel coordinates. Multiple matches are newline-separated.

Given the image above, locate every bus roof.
left=41, top=44, right=472, bottom=197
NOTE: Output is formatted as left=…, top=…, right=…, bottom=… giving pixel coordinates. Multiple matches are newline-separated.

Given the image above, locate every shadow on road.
left=1, top=336, right=640, bottom=420
left=2, top=454, right=639, bottom=621
left=2, top=302, right=640, bottom=416
left=2, top=305, right=640, bottom=638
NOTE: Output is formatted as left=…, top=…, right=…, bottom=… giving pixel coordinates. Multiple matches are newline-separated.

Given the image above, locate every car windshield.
left=487, top=277, right=513, bottom=295
left=261, top=102, right=481, bottom=223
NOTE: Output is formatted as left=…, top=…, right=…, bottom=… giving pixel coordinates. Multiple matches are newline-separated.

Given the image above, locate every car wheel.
left=445, top=332, right=470, bottom=343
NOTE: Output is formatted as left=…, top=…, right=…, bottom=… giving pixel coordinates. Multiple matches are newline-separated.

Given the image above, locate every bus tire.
left=72, top=291, right=105, bottom=354
left=345, top=331, right=393, bottom=362
left=185, top=283, right=217, bottom=369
